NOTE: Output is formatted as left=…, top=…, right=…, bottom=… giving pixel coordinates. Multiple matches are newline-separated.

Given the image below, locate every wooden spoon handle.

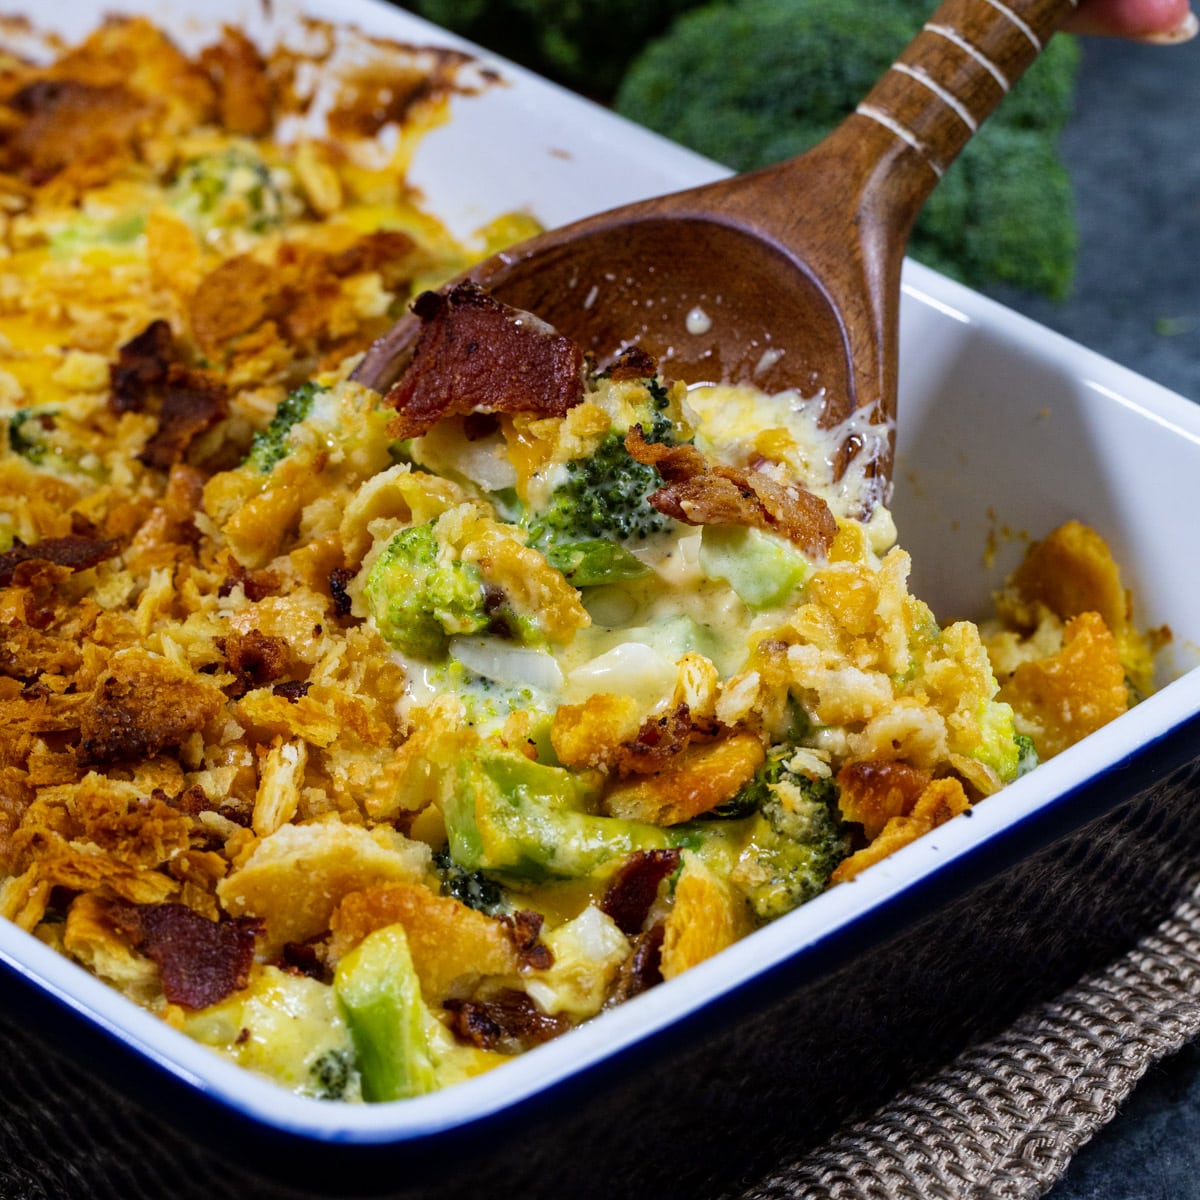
left=856, top=0, right=1079, bottom=189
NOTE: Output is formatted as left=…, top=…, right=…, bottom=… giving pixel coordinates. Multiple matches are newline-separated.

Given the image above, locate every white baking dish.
left=2, top=3, right=1198, bottom=1197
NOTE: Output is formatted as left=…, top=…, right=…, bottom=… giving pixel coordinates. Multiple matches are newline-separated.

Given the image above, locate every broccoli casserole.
left=0, top=17, right=1154, bottom=1103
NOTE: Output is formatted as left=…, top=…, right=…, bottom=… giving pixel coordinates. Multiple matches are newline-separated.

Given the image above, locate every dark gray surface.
left=1003, top=29, right=1200, bottom=1200
left=985, top=33, right=1200, bottom=406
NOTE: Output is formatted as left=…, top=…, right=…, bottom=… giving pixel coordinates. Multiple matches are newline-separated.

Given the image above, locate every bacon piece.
left=219, top=628, right=289, bottom=697
left=138, top=365, right=228, bottom=470
left=606, top=923, right=667, bottom=1006
left=384, top=283, right=585, bottom=440
left=601, top=849, right=681, bottom=936
left=615, top=703, right=720, bottom=777
left=199, top=27, right=272, bottom=136
left=327, top=566, right=355, bottom=617
left=443, top=989, right=570, bottom=1054
left=605, top=345, right=658, bottom=381
left=109, top=319, right=177, bottom=413
left=0, top=535, right=119, bottom=587
left=107, top=900, right=257, bottom=1009
left=503, top=908, right=553, bottom=971
left=625, top=426, right=837, bottom=558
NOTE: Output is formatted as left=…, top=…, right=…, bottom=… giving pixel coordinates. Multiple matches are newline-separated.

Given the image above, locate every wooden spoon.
left=355, top=0, right=1080, bottom=508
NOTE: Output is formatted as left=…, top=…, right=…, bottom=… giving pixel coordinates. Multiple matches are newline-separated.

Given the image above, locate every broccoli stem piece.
left=333, top=925, right=437, bottom=1102
left=441, top=747, right=681, bottom=881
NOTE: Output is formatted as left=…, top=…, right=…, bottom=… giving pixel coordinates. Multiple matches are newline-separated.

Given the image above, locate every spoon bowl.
left=355, top=0, right=1080, bottom=506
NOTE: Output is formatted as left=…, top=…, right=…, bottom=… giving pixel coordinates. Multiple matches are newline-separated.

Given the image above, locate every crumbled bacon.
left=107, top=900, right=258, bottom=1009
left=219, top=562, right=279, bottom=602
left=138, top=365, right=228, bottom=471
left=328, top=566, right=355, bottom=617
left=615, top=703, right=720, bottom=777
left=600, top=849, right=681, bottom=936
left=624, top=426, right=837, bottom=558
left=604, top=345, right=658, bottom=381
left=384, top=283, right=585, bottom=440
left=504, top=908, right=554, bottom=971
left=271, top=680, right=311, bottom=704
left=219, top=628, right=289, bottom=697
left=606, top=923, right=667, bottom=1006
left=443, top=989, right=570, bottom=1054
left=0, top=535, right=120, bottom=588
left=109, top=319, right=177, bottom=413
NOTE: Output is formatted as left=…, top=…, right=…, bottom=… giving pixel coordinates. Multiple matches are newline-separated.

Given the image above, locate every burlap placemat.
left=3, top=879, right=1199, bottom=1199
left=736, top=878, right=1200, bottom=1200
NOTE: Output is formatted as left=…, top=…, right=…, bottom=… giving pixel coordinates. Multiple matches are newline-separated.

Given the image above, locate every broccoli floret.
left=169, top=143, right=301, bottom=240
left=616, top=0, right=1080, bottom=299
left=528, top=382, right=677, bottom=587
left=434, top=846, right=508, bottom=916
left=245, top=381, right=328, bottom=473
left=6, top=406, right=95, bottom=477
left=729, top=748, right=850, bottom=923
left=7, top=407, right=53, bottom=465
left=1015, top=732, right=1039, bottom=778
left=307, top=1048, right=354, bottom=1101
left=362, top=520, right=493, bottom=659
left=407, top=0, right=703, bottom=93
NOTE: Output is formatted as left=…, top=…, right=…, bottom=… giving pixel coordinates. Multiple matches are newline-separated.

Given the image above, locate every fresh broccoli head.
left=245, top=381, right=328, bottom=474
left=363, top=520, right=493, bottom=659
left=405, top=0, right=703, bottom=93
left=169, top=142, right=301, bottom=240
left=729, top=748, right=850, bottom=923
left=616, top=0, right=1080, bottom=299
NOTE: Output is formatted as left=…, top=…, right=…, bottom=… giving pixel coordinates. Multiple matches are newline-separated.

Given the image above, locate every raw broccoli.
left=440, top=746, right=680, bottom=880
left=362, top=520, right=492, bottom=659
left=728, top=748, right=850, bottom=923
left=244, top=381, right=328, bottom=474
left=616, top=0, right=1081, bottom=299
left=169, top=142, right=301, bottom=240
left=404, top=0, right=703, bottom=93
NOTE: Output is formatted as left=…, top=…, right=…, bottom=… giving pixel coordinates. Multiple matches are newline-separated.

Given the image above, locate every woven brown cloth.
left=737, top=879, right=1200, bottom=1200
left=3, top=878, right=1199, bottom=1199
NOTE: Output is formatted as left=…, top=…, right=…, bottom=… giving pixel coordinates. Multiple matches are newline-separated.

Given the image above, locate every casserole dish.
left=1, top=2, right=1199, bottom=1197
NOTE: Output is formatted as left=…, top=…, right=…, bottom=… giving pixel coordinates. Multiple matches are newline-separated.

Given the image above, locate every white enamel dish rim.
left=2, top=0, right=1199, bottom=1147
